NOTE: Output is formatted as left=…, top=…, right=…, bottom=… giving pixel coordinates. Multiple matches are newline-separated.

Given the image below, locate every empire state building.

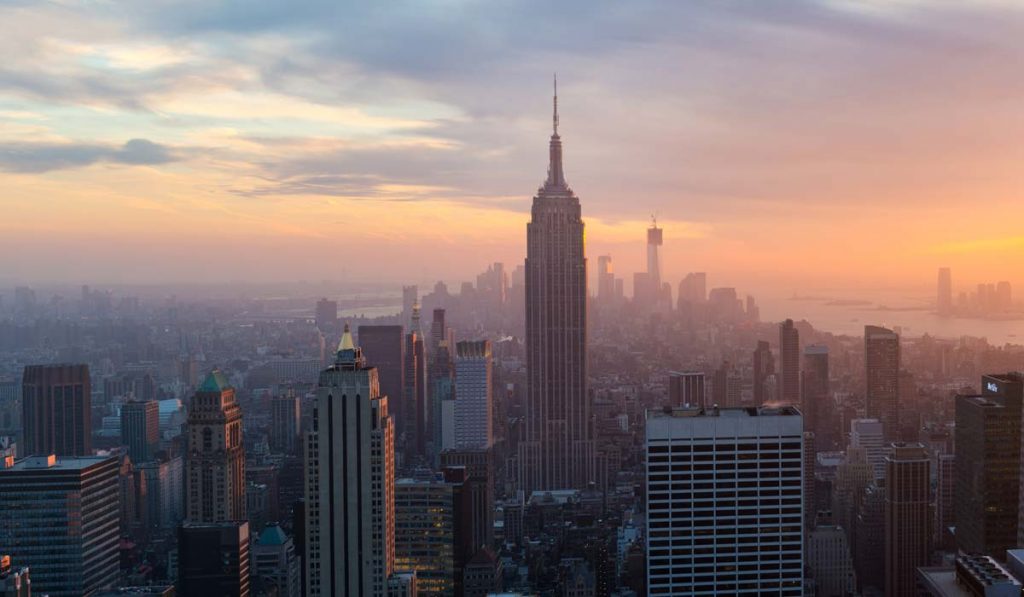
left=518, top=80, right=594, bottom=492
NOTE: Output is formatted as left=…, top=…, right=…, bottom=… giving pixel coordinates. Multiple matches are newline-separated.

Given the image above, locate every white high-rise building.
left=849, top=418, right=887, bottom=480
left=304, top=325, right=395, bottom=597
left=454, top=340, right=493, bottom=449
left=645, top=406, right=804, bottom=595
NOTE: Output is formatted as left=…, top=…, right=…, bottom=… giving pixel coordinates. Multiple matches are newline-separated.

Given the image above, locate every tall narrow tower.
left=646, top=216, right=663, bottom=289
left=304, top=324, right=395, bottom=597
left=185, top=370, right=246, bottom=523
left=519, top=77, right=593, bottom=492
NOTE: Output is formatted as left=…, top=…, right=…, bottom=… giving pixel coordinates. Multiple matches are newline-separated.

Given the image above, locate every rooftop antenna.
left=553, top=73, right=559, bottom=135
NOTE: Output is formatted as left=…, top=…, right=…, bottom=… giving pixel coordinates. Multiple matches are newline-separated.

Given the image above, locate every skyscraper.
left=884, top=443, right=930, bottom=597
left=645, top=406, right=804, bottom=595
left=394, top=468, right=472, bottom=596
left=121, top=399, right=159, bottom=463
left=519, top=79, right=593, bottom=492
left=850, top=418, right=887, bottom=480
left=21, top=363, right=92, bottom=457
left=597, top=255, right=614, bottom=303
left=647, top=217, right=663, bottom=290
left=752, top=340, right=775, bottom=407
left=0, top=455, right=121, bottom=597
left=802, top=345, right=830, bottom=448
left=185, top=370, right=246, bottom=523
left=314, top=298, right=338, bottom=331
left=454, top=340, right=492, bottom=449
left=304, top=325, right=395, bottom=596
left=271, top=392, right=301, bottom=455
left=401, top=285, right=418, bottom=325
left=440, top=448, right=495, bottom=553
left=937, top=267, right=953, bottom=316
left=865, top=325, right=900, bottom=440
left=779, top=319, right=800, bottom=405
left=403, top=303, right=427, bottom=459
left=358, top=325, right=405, bottom=434
left=178, top=521, right=251, bottom=597
left=955, top=373, right=1022, bottom=558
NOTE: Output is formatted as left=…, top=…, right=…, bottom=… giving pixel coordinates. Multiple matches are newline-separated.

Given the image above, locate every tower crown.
left=542, top=74, right=569, bottom=192
left=336, top=322, right=366, bottom=369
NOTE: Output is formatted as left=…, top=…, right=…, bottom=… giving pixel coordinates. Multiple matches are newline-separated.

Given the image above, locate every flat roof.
left=647, top=405, right=801, bottom=419
left=1, top=455, right=115, bottom=472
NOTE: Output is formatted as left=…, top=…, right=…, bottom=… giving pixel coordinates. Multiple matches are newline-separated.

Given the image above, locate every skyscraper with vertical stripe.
left=518, top=78, right=593, bottom=492
left=304, top=324, right=395, bottom=596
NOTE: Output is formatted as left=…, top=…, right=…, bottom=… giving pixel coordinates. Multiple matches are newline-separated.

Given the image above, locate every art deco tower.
left=518, top=79, right=593, bottom=492
left=185, top=370, right=246, bottom=523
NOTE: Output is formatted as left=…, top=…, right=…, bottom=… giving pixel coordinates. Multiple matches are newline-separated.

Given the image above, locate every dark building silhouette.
left=22, top=364, right=92, bottom=457
left=121, top=399, right=159, bottom=463
left=884, top=443, right=930, bottom=597
left=865, top=325, right=900, bottom=440
left=178, top=521, right=251, bottom=597
left=405, top=304, right=427, bottom=459
left=314, top=298, right=337, bottom=331
left=955, top=373, right=1022, bottom=557
left=752, top=340, right=774, bottom=407
left=778, top=320, right=800, bottom=405
left=519, top=80, right=593, bottom=492
left=802, top=345, right=831, bottom=449
left=441, top=447, right=495, bottom=551
left=358, top=324, right=405, bottom=433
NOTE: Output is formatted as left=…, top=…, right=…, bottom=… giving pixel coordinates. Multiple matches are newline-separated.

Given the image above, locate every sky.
left=2, top=0, right=1023, bottom=297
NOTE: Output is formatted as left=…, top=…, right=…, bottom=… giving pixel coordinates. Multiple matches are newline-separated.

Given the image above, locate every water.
left=758, top=290, right=1024, bottom=345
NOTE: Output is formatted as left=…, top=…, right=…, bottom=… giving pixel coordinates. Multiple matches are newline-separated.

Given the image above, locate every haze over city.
left=3, top=1, right=1024, bottom=297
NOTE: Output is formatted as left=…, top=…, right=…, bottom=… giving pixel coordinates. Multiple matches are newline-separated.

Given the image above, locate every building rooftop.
left=647, top=405, right=801, bottom=419
left=198, top=369, right=230, bottom=393
left=1, top=454, right=114, bottom=472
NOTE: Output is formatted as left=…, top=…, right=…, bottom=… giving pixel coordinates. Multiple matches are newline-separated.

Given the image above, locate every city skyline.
left=2, top=2, right=1024, bottom=289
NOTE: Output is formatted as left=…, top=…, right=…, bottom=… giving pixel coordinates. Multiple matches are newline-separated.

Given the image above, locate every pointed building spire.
left=544, top=74, right=566, bottom=190
left=339, top=322, right=355, bottom=351
left=553, top=73, right=559, bottom=136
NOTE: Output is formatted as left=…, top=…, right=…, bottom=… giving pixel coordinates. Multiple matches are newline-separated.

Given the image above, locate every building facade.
left=21, top=364, right=92, bottom=457
left=121, top=399, right=159, bottom=463
left=178, top=521, right=251, bottom=597
left=454, top=340, right=492, bottom=449
left=865, top=325, right=900, bottom=440
left=778, top=320, right=800, bottom=405
left=0, top=455, right=120, bottom=596
left=645, top=406, right=804, bottom=595
left=185, top=370, right=246, bottom=523
left=304, top=325, right=395, bottom=596
left=884, top=443, right=931, bottom=597
left=519, top=85, right=593, bottom=492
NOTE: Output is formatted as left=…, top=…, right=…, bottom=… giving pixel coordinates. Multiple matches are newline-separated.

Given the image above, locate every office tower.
left=358, top=325, right=405, bottom=434
left=668, top=371, right=705, bottom=407
left=778, top=319, right=800, bottom=405
left=402, top=285, right=418, bottom=324
left=850, top=419, right=887, bottom=480
left=121, top=399, right=159, bottom=463
left=865, top=325, right=900, bottom=439
left=0, top=455, right=120, bottom=596
left=884, top=443, right=930, bottom=597
left=271, top=392, right=300, bottom=454
left=804, top=431, right=816, bottom=530
left=853, top=483, right=885, bottom=593
left=645, top=406, right=804, bottom=595
left=806, top=526, right=856, bottom=597
left=647, top=217, right=663, bottom=290
left=304, top=325, right=395, bottom=597
left=253, top=523, right=301, bottom=597
left=394, top=468, right=472, bottom=596
left=955, top=373, right=1022, bottom=556
left=937, top=267, right=953, bottom=316
left=185, top=370, right=246, bottom=523
left=178, top=521, right=251, bottom=597
left=752, top=340, right=774, bottom=407
left=454, top=340, right=492, bottom=449
left=138, top=455, right=184, bottom=530
left=831, top=446, right=874, bottom=550
left=314, top=298, right=338, bottom=331
left=597, top=255, right=614, bottom=302
left=677, top=272, right=707, bottom=306
left=0, top=555, right=30, bottom=597
left=430, top=339, right=454, bottom=463
left=519, top=82, right=593, bottom=493
left=404, top=304, right=427, bottom=459
left=935, top=453, right=955, bottom=547
left=21, top=364, right=91, bottom=457
left=441, top=448, right=495, bottom=553
left=463, top=548, right=501, bottom=597
left=802, top=345, right=830, bottom=448
left=711, top=362, right=741, bottom=407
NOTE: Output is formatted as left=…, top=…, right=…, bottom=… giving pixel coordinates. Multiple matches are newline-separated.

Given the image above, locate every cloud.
left=0, top=138, right=180, bottom=173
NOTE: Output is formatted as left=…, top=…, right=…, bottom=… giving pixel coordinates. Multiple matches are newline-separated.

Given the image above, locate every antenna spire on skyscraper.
left=553, top=73, right=559, bottom=135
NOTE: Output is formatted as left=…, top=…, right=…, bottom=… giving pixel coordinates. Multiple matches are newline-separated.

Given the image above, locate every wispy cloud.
left=0, top=138, right=180, bottom=172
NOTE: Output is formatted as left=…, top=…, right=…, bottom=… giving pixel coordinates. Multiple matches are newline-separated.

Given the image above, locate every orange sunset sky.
left=1, top=1, right=1023, bottom=297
